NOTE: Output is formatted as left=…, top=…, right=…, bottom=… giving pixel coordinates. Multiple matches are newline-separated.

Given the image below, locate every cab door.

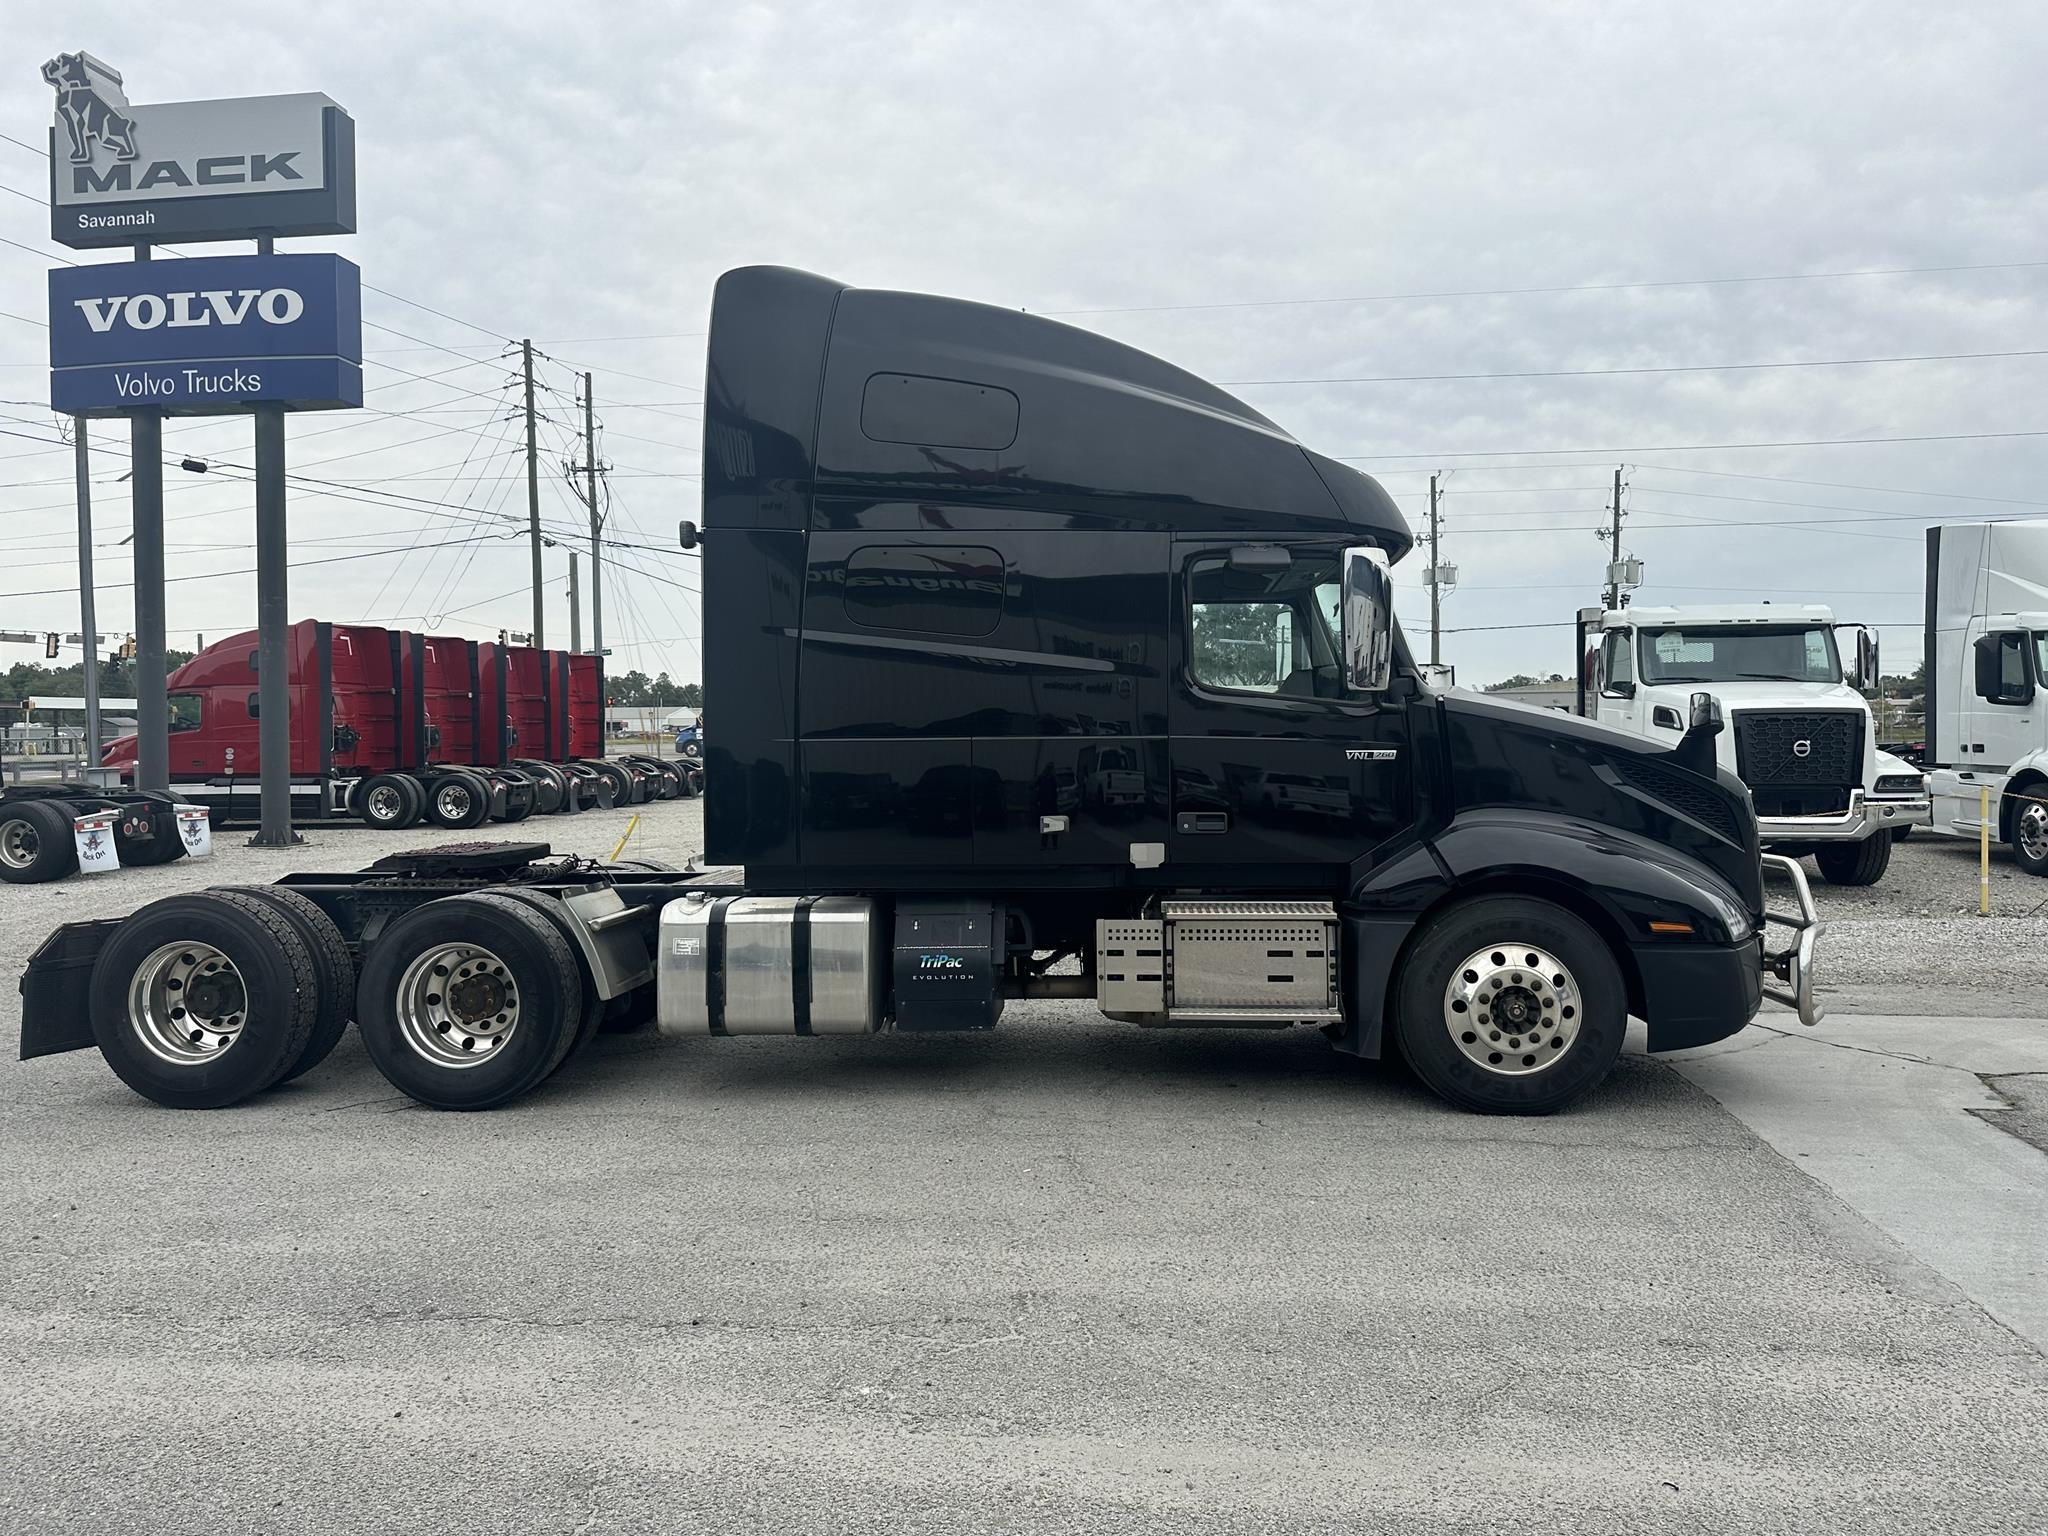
left=1594, top=627, right=1643, bottom=733
left=1167, top=539, right=1412, bottom=885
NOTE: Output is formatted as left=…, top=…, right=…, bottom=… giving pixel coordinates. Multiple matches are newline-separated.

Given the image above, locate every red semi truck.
left=100, top=620, right=695, bottom=828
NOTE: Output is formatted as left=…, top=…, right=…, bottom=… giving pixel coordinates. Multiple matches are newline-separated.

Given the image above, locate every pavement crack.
left=1746, top=1023, right=1938, bottom=1067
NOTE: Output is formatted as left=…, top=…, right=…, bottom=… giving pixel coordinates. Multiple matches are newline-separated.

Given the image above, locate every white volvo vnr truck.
left=1577, top=605, right=1928, bottom=886
left=1922, top=520, right=2048, bottom=873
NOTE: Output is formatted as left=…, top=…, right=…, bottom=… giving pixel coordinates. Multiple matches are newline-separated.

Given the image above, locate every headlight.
left=1693, top=879, right=1753, bottom=942
left=1874, top=774, right=1923, bottom=795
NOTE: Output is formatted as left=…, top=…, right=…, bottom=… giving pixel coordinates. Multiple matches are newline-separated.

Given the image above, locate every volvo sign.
left=48, top=252, right=363, bottom=415
left=44, top=53, right=355, bottom=249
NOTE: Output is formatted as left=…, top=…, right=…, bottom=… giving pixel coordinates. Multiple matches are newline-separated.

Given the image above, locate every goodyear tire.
left=0, top=800, right=79, bottom=884
left=88, top=889, right=321, bottom=1110
left=220, top=885, right=355, bottom=1085
left=1814, top=832, right=1892, bottom=886
left=356, top=892, right=584, bottom=1110
left=357, top=772, right=422, bottom=830
left=1392, top=896, right=1626, bottom=1116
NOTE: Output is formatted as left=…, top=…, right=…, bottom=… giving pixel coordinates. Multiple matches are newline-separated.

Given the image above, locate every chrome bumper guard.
left=1758, top=852, right=1825, bottom=1027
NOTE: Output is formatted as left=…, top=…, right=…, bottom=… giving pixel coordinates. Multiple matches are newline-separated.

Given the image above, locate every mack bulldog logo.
left=43, top=52, right=137, bottom=167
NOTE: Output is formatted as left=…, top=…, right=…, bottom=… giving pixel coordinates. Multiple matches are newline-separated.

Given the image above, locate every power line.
left=1337, top=427, right=2048, bottom=462
left=1041, top=258, right=2048, bottom=318
left=1221, top=346, right=2048, bottom=388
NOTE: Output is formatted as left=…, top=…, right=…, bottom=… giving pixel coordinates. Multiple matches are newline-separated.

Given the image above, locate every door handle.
left=1177, top=811, right=1229, bottom=834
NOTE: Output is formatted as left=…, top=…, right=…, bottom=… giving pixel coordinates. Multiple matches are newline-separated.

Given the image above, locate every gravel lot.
left=1781, top=833, right=2048, bottom=1013
left=3, top=800, right=2045, bottom=1532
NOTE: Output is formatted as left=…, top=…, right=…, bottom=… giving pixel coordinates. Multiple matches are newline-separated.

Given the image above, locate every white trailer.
left=1576, top=604, right=1927, bottom=885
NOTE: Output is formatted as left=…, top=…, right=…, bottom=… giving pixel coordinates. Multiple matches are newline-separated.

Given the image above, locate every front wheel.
left=1392, top=897, right=1626, bottom=1115
left=2010, top=798, right=2048, bottom=877
left=1814, top=832, right=1892, bottom=886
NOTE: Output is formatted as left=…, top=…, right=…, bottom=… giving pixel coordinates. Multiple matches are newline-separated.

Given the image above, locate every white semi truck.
left=1576, top=605, right=1927, bottom=885
left=1922, top=520, right=2048, bottom=873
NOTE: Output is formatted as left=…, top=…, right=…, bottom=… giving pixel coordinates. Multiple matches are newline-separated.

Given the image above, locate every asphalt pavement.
left=2, top=799, right=2045, bottom=1532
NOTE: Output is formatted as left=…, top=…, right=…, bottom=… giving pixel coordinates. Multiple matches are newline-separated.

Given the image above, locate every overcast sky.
left=4, top=1, right=2047, bottom=687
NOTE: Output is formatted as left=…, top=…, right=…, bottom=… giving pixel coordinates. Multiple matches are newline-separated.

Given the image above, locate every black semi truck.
left=17, top=266, right=1821, bottom=1115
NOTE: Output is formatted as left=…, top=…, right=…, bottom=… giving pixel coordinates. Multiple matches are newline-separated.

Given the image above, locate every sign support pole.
left=127, top=241, right=168, bottom=793
left=249, top=399, right=296, bottom=846
left=73, top=418, right=101, bottom=769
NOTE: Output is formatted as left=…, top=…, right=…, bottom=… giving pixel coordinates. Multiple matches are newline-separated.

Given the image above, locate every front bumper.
left=1757, top=787, right=1928, bottom=844
left=1758, top=851, right=1825, bottom=1026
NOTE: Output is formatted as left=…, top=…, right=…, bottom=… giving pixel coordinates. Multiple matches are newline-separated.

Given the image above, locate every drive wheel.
left=88, top=890, right=320, bottom=1109
left=517, top=760, right=569, bottom=814
left=357, top=773, right=422, bottom=830
left=114, top=814, right=187, bottom=867
left=424, top=772, right=492, bottom=830
left=219, top=885, right=355, bottom=1084
left=1814, top=832, right=1892, bottom=886
left=356, top=892, right=584, bottom=1110
left=492, top=769, right=537, bottom=823
left=2008, top=797, right=2048, bottom=877
left=0, top=800, right=79, bottom=884
left=592, top=760, right=634, bottom=807
left=1393, top=897, right=1625, bottom=1115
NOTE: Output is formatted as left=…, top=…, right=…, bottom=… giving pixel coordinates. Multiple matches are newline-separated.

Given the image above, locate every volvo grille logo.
left=1792, top=739, right=1813, bottom=758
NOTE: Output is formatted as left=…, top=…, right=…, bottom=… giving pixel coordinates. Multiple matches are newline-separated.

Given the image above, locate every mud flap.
left=19, top=918, right=120, bottom=1058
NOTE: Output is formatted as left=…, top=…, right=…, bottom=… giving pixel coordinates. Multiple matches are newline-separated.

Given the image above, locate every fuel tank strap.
left=792, top=895, right=821, bottom=1035
left=706, top=896, right=735, bottom=1036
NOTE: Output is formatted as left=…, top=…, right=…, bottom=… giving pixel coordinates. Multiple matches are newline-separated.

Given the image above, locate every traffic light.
left=44, top=632, right=58, bottom=658
left=119, top=634, right=136, bottom=660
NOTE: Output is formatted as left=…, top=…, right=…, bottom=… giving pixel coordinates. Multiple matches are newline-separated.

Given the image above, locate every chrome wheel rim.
left=366, top=784, right=402, bottom=821
left=395, top=942, right=519, bottom=1069
left=434, top=783, right=472, bottom=821
left=1444, top=942, right=1582, bottom=1076
left=0, top=818, right=39, bottom=870
left=2020, top=804, right=2048, bottom=863
left=128, top=941, right=247, bottom=1065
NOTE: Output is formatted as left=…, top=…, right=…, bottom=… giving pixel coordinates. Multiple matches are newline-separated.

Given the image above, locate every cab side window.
left=1187, top=552, right=1339, bottom=698
left=1600, top=630, right=1634, bottom=693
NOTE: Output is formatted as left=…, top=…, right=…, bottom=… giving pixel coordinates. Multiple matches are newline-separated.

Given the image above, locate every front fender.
left=1336, top=810, right=1756, bottom=1059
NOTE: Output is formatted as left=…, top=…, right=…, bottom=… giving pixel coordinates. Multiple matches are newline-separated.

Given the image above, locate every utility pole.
left=1427, top=472, right=1442, bottom=666
left=582, top=372, right=604, bottom=658
left=523, top=339, right=545, bottom=651
left=1604, top=464, right=1624, bottom=610
left=568, top=553, right=581, bottom=652
left=73, top=420, right=101, bottom=769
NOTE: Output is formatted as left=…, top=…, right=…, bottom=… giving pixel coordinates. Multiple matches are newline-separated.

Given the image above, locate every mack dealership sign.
left=48, top=252, right=363, bottom=416
left=43, top=53, right=355, bottom=249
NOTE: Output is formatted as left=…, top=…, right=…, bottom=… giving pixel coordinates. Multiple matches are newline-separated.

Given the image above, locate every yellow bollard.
left=1980, top=786, right=1992, bottom=916
left=607, top=811, right=641, bottom=864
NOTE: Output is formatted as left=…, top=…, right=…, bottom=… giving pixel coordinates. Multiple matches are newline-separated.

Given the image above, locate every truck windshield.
left=1637, top=626, right=1840, bottom=685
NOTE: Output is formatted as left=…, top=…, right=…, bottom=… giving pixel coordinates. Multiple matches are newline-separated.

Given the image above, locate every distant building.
left=1484, top=683, right=1577, bottom=713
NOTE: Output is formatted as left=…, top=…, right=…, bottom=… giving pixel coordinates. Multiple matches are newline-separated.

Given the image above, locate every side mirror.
left=1974, top=632, right=2035, bottom=705
left=678, top=519, right=700, bottom=550
left=1605, top=680, right=1637, bottom=700
left=1842, top=625, right=1878, bottom=690
left=1341, top=546, right=1394, bottom=693
left=1675, top=691, right=1723, bottom=776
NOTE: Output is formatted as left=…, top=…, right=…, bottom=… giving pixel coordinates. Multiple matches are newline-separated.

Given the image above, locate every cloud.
left=1, top=0, right=2044, bottom=686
